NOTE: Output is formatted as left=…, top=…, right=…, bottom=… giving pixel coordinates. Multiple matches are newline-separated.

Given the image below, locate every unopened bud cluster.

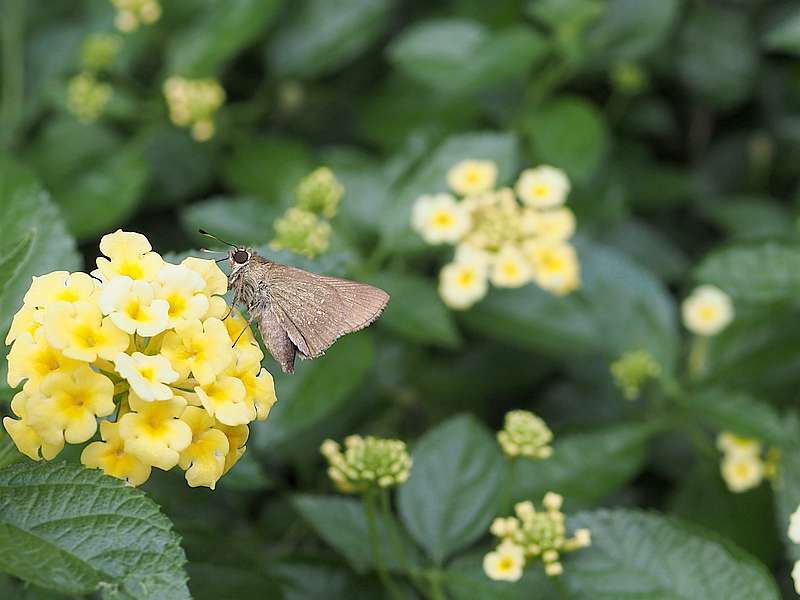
left=296, top=167, right=344, bottom=218
left=497, top=410, right=553, bottom=459
left=610, top=350, right=661, bottom=400
left=67, top=73, right=113, bottom=123
left=111, top=0, right=162, bottom=33
left=163, top=77, right=226, bottom=142
left=320, top=435, right=412, bottom=493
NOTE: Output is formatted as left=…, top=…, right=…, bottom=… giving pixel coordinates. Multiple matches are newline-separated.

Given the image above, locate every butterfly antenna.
left=198, top=228, right=237, bottom=248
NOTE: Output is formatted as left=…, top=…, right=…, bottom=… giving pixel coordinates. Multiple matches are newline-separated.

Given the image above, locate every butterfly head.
left=228, top=247, right=252, bottom=271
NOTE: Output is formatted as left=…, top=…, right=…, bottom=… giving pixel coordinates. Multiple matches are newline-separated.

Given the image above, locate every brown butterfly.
left=200, top=230, right=389, bottom=374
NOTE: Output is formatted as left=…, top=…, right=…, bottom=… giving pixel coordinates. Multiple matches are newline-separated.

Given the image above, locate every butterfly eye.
left=233, top=250, right=249, bottom=264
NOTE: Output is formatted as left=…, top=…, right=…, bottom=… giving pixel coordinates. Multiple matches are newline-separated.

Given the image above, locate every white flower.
left=792, top=560, right=800, bottom=594
left=716, top=431, right=761, bottom=458
left=521, top=207, right=576, bottom=242
left=788, top=505, right=800, bottom=544
left=114, top=352, right=178, bottom=402
left=524, top=241, right=581, bottom=295
left=98, top=276, right=170, bottom=337
left=439, top=259, right=489, bottom=310
left=447, top=159, right=498, bottom=196
left=490, top=245, right=532, bottom=288
left=720, top=453, right=764, bottom=493
left=412, top=193, right=471, bottom=244
left=516, top=166, right=570, bottom=208
left=483, top=541, right=525, bottom=582
left=682, top=285, right=734, bottom=336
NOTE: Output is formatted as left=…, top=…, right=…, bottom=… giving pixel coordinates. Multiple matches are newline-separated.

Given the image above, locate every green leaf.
left=566, top=509, right=780, bottom=599
left=366, top=271, right=460, bottom=348
left=387, top=19, right=547, bottom=97
left=270, top=559, right=385, bottom=599
left=381, top=131, right=518, bottom=254
left=695, top=241, right=800, bottom=304
left=397, top=414, right=504, bottom=564
left=256, top=332, right=375, bottom=448
left=222, top=136, right=312, bottom=201
left=187, top=562, right=281, bottom=600
left=180, top=196, right=285, bottom=246
left=463, top=238, right=678, bottom=371
left=0, top=462, right=189, bottom=599
left=764, top=7, right=800, bottom=57
left=265, top=0, right=394, bottom=79
left=701, top=197, right=795, bottom=241
left=0, top=231, right=35, bottom=299
left=292, top=494, right=421, bottom=574
left=512, top=423, right=654, bottom=508
left=168, top=0, right=284, bottom=76
left=523, top=95, right=608, bottom=183
left=0, top=156, right=80, bottom=336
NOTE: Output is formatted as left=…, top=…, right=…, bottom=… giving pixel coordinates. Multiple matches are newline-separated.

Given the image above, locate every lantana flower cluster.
left=320, top=435, right=412, bottom=493
left=3, top=230, right=276, bottom=489
left=716, top=431, right=778, bottom=493
left=484, top=492, right=591, bottom=580
left=412, top=160, right=581, bottom=310
left=271, top=167, right=345, bottom=259
left=497, top=410, right=553, bottom=460
left=111, top=0, right=162, bottom=33
left=163, top=76, right=226, bottom=142
left=610, top=349, right=661, bottom=400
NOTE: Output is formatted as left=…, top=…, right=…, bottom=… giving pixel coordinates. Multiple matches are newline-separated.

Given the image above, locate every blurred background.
left=3, top=0, right=800, bottom=598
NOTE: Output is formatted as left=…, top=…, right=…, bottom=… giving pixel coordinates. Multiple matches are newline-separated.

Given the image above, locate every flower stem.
left=501, top=457, right=518, bottom=514
left=687, top=335, right=709, bottom=379
left=380, top=489, right=418, bottom=581
left=553, top=575, right=571, bottom=600
left=364, top=491, right=403, bottom=600
left=1, top=0, right=24, bottom=149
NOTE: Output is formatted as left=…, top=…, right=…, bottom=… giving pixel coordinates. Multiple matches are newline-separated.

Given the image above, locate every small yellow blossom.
left=6, top=328, right=78, bottom=389
left=516, top=166, right=570, bottom=208
left=81, top=421, right=151, bottom=486
left=271, top=207, right=332, bottom=259
left=224, top=308, right=258, bottom=348
left=160, top=317, right=234, bottom=385
left=119, top=393, right=192, bottom=470
left=439, top=259, right=489, bottom=310
left=412, top=193, right=472, bottom=245
left=44, top=301, right=130, bottom=363
left=163, top=76, right=225, bottom=142
left=67, top=72, right=112, bottom=123
left=295, top=167, right=344, bottom=218
left=96, top=229, right=164, bottom=282
left=24, top=271, right=97, bottom=307
left=5, top=304, right=41, bottom=345
left=195, top=375, right=250, bottom=426
left=682, top=285, right=734, bottom=336
left=721, top=453, right=764, bottom=493
left=114, top=352, right=178, bottom=402
left=447, top=159, right=498, bottom=196
left=154, top=263, right=210, bottom=327
left=321, top=435, right=412, bottom=493
left=178, top=406, right=229, bottom=489
left=788, top=504, right=800, bottom=544
left=716, top=431, right=761, bottom=457
left=521, top=207, right=576, bottom=242
left=524, top=241, right=581, bottom=295
left=217, top=421, right=249, bottom=474
left=181, top=257, right=228, bottom=296
left=497, top=410, right=553, bottom=460
left=490, top=245, right=532, bottom=288
left=227, top=345, right=277, bottom=421
left=483, top=540, right=525, bottom=582
left=3, top=391, right=64, bottom=461
left=99, top=277, right=171, bottom=336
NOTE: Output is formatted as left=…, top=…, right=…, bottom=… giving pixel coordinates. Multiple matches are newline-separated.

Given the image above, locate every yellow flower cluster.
left=67, top=72, right=112, bottom=123
left=4, top=230, right=276, bottom=489
left=497, top=410, right=553, bottom=460
left=716, top=431, right=778, bottom=493
left=610, top=350, right=661, bottom=400
left=111, top=0, right=162, bottom=33
left=485, top=492, right=590, bottom=580
left=163, top=76, right=226, bottom=142
left=412, top=160, right=580, bottom=310
left=271, top=167, right=344, bottom=259
left=320, top=435, right=412, bottom=493
left=789, top=505, right=800, bottom=593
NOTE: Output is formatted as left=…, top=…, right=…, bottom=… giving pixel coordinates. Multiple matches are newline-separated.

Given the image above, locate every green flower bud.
left=296, top=167, right=344, bottom=218
left=163, top=76, right=225, bottom=142
left=610, top=350, right=661, bottom=400
left=81, top=34, right=122, bottom=73
left=67, top=72, right=112, bottom=123
left=611, top=62, right=648, bottom=95
left=321, top=435, right=412, bottom=493
left=497, top=410, right=553, bottom=460
left=271, top=207, right=331, bottom=259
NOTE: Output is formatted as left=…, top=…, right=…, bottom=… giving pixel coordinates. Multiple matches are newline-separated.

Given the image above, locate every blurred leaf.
left=223, top=136, right=312, bottom=200
left=169, top=0, right=284, bottom=76
left=566, top=509, right=780, bottom=599
left=512, top=423, right=655, bottom=508
left=271, top=560, right=385, bottom=600
left=764, top=6, right=800, bottom=57
left=0, top=462, right=189, bottom=599
left=772, top=418, right=800, bottom=561
left=695, top=241, right=800, bottom=304
left=602, top=220, right=689, bottom=282
left=398, top=414, right=503, bottom=564
left=265, top=0, right=394, bottom=79
left=676, top=4, right=758, bottom=111
left=292, top=494, right=421, bottom=573
left=702, top=197, right=795, bottom=241
left=180, top=196, right=284, bottom=245
left=188, top=563, right=281, bottom=600
left=387, top=19, right=547, bottom=97
left=0, top=155, right=80, bottom=335
left=445, top=550, right=559, bottom=600
left=366, top=271, right=460, bottom=348
left=464, top=238, right=678, bottom=371
left=381, top=131, right=518, bottom=253
left=524, top=95, right=608, bottom=183
left=0, top=231, right=35, bottom=298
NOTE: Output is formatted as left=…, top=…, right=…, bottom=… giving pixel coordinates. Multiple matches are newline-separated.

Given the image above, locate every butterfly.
left=200, top=230, right=389, bottom=374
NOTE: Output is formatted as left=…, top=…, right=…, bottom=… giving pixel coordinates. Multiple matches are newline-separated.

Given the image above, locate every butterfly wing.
left=264, top=264, right=389, bottom=359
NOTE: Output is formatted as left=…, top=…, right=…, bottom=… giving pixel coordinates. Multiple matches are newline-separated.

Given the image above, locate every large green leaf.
left=270, top=559, right=385, bottom=599
left=265, top=0, right=393, bottom=78
left=180, top=196, right=285, bottom=246
left=397, top=414, right=504, bottom=564
left=222, top=136, right=312, bottom=201
left=566, top=509, right=779, bottom=599
left=695, top=241, right=800, bottom=304
left=387, top=19, right=547, bottom=97
left=168, top=0, right=284, bottom=76
left=0, top=462, right=189, bottom=599
left=292, top=494, right=421, bottom=573
left=512, top=423, right=655, bottom=508
left=764, top=6, right=800, bottom=57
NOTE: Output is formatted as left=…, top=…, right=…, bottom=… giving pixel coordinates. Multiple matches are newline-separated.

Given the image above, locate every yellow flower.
left=114, top=352, right=178, bottom=402
left=27, top=366, right=115, bottom=445
left=178, top=406, right=229, bottom=489
left=716, top=431, right=761, bottom=457
left=44, top=300, right=130, bottom=363
left=682, top=285, right=733, bottom=336
left=216, top=421, right=249, bottom=474
left=412, top=193, right=471, bottom=245
left=7, top=328, right=78, bottom=388
left=99, top=276, right=170, bottom=336
left=521, top=207, right=576, bottom=242
left=118, top=393, right=192, bottom=470
left=524, top=241, right=581, bottom=295
left=154, top=263, right=210, bottom=327
left=483, top=541, right=525, bottom=582
left=224, top=308, right=258, bottom=348
left=439, top=258, right=489, bottom=310
left=5, top=304, right=41, bottom=344
left=227, top=344, right=276, bottom=421
left=490, top=245, right=532, bottom=288
left=516, top=166, right=571, bottom=208
left=160, top=317, right=234, bottom=385
left=3, top=391, right=64, bottom=461
left=447, top=159, right=498, bottom=196
left=24, top=271, right=97, bottom=307
left=181, top=257, right=228, bottom=296
left=721, top=453, right=764, bottom=493
left=96, top=229, right=164, bottom=282
left=194, top=375, right=250, bottom=426
left=81, top=421, right=151, bottom=486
